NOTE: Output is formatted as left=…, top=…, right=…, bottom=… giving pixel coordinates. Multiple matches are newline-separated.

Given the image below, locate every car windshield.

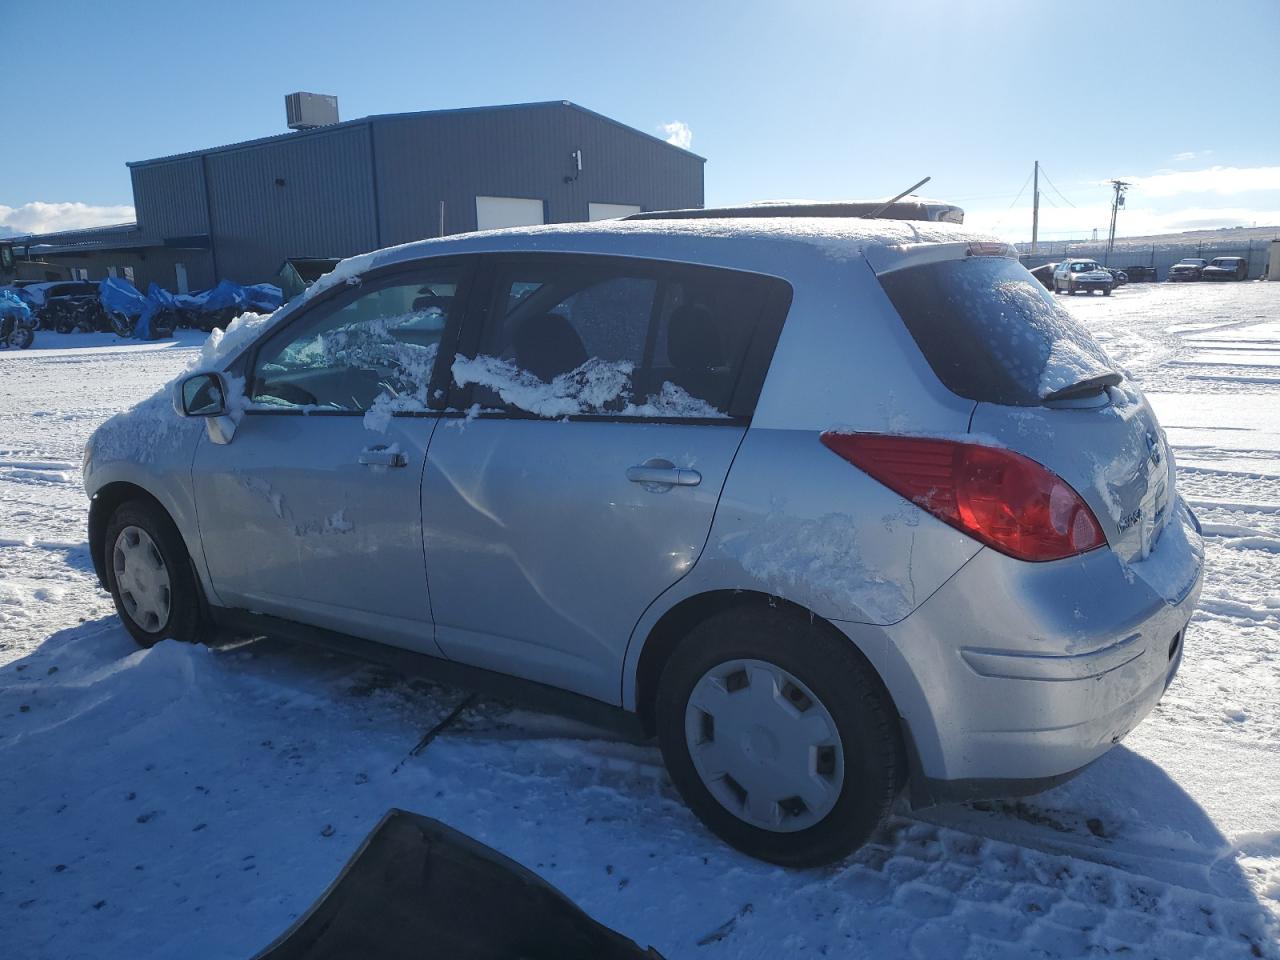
left=879, top=256, right=1118, bottom=406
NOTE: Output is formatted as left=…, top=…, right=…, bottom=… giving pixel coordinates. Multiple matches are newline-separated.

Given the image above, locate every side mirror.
left=174, top=371, right=240, bottom=445
left=179, top=372, right=227, bottom=417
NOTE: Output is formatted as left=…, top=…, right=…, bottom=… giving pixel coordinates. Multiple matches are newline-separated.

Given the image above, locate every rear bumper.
left=841, top=500, right=1203, bottom=802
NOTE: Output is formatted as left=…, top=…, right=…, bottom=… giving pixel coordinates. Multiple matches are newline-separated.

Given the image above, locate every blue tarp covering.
left=201, top=279, right=247, bottom=312
left=99, top=277, right=147, bottom=319
left=243, top=283, right=284, bottom=313
left=136, top=282, right=180, bottom=340
left=0, top=288, right=33, bottom=323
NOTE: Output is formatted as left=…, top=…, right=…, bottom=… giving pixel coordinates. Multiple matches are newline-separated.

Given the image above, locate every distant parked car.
left=1028, top=262, right=1055, bottom=290
left=1168, top=258, right=1208, bottom=281
left=1201, top=257, right=1248, bottom=281
left=1052, top=259, right=1114, bottom=295
left=1122, top=265, right=1158, bottom=283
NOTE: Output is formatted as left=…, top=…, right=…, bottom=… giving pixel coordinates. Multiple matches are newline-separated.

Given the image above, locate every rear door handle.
left=626, top=459, right=701, bottom=488
left=359, top=445, right=407, bottom=468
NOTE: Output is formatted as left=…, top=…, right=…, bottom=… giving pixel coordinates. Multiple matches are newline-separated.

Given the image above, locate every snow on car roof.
left=371, top=216, right=1000, bottom=270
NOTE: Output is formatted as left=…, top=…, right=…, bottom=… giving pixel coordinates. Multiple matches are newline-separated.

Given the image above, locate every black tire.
left=655, top=606, right=904, bottom=867
left=1103, top=286, right=1112, bottom=296
left=8, top=326, right=34, bottom=349
left=103, top=499, right=211, bottom=648
left=109, top=312, right=134, bottom=337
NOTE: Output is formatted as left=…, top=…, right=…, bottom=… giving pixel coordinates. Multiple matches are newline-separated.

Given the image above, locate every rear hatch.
left=871, top=245, right=1173, bottom=563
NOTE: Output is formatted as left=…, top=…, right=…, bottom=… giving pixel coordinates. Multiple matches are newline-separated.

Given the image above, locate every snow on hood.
left=88, top=308, right=278, bottom=467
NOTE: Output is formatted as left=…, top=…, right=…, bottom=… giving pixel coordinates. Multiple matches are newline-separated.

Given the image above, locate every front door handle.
left=626, top=459, right=701, bottom=489
left=359, top=445, right=407, bottom=468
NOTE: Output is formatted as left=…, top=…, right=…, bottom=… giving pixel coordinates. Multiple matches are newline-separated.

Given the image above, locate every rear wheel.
left=104, top=499, right=211, bottom=648
left=1103, top=285, right=1112, bottom=296
left=655, top=606, right=904, bottom=867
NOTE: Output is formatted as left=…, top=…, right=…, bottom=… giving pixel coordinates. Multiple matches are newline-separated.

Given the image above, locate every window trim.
left=445, top=252, right=793, bottom=425
left=240, top=255, right=478, bottom=418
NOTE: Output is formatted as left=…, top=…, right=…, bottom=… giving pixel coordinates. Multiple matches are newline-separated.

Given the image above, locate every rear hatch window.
left=878, top=256, right=1117, bottom=406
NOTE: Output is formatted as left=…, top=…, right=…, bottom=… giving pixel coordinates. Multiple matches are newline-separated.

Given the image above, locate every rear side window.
left=453, top=256, right=791, bottom=419
left=879, top=257, right=1117, bottom=406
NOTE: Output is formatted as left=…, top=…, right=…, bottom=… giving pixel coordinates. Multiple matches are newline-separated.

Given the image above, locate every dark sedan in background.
left=1202, top=257, right=1248, bottom=281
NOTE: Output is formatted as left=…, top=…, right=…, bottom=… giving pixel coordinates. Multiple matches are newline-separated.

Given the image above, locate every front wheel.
left=1103, top=286, right=1112, bottom=296
left=656, top=606, right=904, bottom=867
left=104, top=499, right=211, bottom=648
left=7, top=326, right=34, bottom=349
left=109, top=312, right=135, bottom=337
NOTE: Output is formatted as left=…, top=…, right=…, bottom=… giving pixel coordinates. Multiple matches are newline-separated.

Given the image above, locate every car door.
left=421, top=253, right=791, bottom=703
left=191, top=258, right=473, bottom=655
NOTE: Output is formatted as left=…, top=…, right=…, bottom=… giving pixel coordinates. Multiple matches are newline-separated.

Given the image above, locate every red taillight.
left=820, top=432, right=1106, bottom=562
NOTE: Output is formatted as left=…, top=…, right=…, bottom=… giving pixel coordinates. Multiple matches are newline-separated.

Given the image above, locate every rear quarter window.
left=878, top=257, right=1117, bottom=406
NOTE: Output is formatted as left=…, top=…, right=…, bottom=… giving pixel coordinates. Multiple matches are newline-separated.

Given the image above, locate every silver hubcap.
left=112, top=525, right=172, bottom=633
left=685, top=659, right=844, bottom=833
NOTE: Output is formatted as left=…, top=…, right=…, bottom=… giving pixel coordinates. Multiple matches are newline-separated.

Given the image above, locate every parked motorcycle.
left=0, top=289, right=36, bottom=349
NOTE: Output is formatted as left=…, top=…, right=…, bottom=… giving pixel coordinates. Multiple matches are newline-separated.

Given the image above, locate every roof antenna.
left=863, top=176, right=931, bottom=219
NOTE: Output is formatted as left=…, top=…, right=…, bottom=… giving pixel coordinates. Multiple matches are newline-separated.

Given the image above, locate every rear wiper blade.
left=1041, top=372, right=1123, bottom=402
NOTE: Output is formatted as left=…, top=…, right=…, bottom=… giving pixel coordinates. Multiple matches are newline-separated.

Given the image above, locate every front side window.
left=250, top=269, right=461, bottom=413
left=452, top=257, right=787, bottom=419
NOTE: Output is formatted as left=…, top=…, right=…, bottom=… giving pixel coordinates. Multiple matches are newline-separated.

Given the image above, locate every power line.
left=1006, top=168, right=1034, bottom=210
left=986, top=168, right=1036, bottom=233
left=1038, top=165, right=1077, bottom=208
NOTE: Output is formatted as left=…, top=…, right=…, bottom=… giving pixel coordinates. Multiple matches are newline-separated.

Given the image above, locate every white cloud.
left=0, top=201, right=136, bottom=236
left=1128, top=165, right=1280, bottom=198
left=1172, top=149, right=1212, bottom=162
left=660, top=121, right=693, bottom=150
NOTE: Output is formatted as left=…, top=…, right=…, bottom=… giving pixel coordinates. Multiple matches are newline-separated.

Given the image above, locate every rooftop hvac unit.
left=286, top=92, right=339, bottom=131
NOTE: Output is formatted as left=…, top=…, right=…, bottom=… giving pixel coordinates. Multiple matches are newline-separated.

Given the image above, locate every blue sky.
left=4, top=0, right=1278, bottom=241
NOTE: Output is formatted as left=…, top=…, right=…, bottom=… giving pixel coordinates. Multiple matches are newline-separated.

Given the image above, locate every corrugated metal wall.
left=203, top=124, right=379, bottom=282
left=373, top=104, right=703, bottom=246
left=131, top=158, right=209, bottom=242
left=128, top=103, right=704, bottom=284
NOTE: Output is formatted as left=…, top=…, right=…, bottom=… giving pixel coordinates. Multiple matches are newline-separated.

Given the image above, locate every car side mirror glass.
left=180, top=372, right=227, bottom=417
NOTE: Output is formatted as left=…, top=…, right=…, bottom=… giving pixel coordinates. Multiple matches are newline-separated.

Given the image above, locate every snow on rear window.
left=879, top=257, right=1118, bottom=405
left=451, top=354, right=725, bottom=419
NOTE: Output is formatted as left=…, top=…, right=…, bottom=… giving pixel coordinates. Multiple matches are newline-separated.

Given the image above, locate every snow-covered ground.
left=1, top=286, right=1278, bottom=959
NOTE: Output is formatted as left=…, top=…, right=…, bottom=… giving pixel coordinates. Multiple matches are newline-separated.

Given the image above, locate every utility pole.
left=1031, top=161, right=1040, bottom=255
left=1106, top=179, right=1130, bottom=266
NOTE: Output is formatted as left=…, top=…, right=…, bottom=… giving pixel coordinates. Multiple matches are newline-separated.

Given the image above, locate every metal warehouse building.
left=6, top=100, right=704, bottom=291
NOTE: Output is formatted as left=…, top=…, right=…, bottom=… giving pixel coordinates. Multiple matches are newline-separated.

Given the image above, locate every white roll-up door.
left=475, top=196, right=546, bottom=231
left=588, top=202, right=642, bottom=221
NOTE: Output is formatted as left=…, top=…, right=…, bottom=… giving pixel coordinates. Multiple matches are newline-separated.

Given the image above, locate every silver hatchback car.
left=84, top=212, right=1203, bottom=866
